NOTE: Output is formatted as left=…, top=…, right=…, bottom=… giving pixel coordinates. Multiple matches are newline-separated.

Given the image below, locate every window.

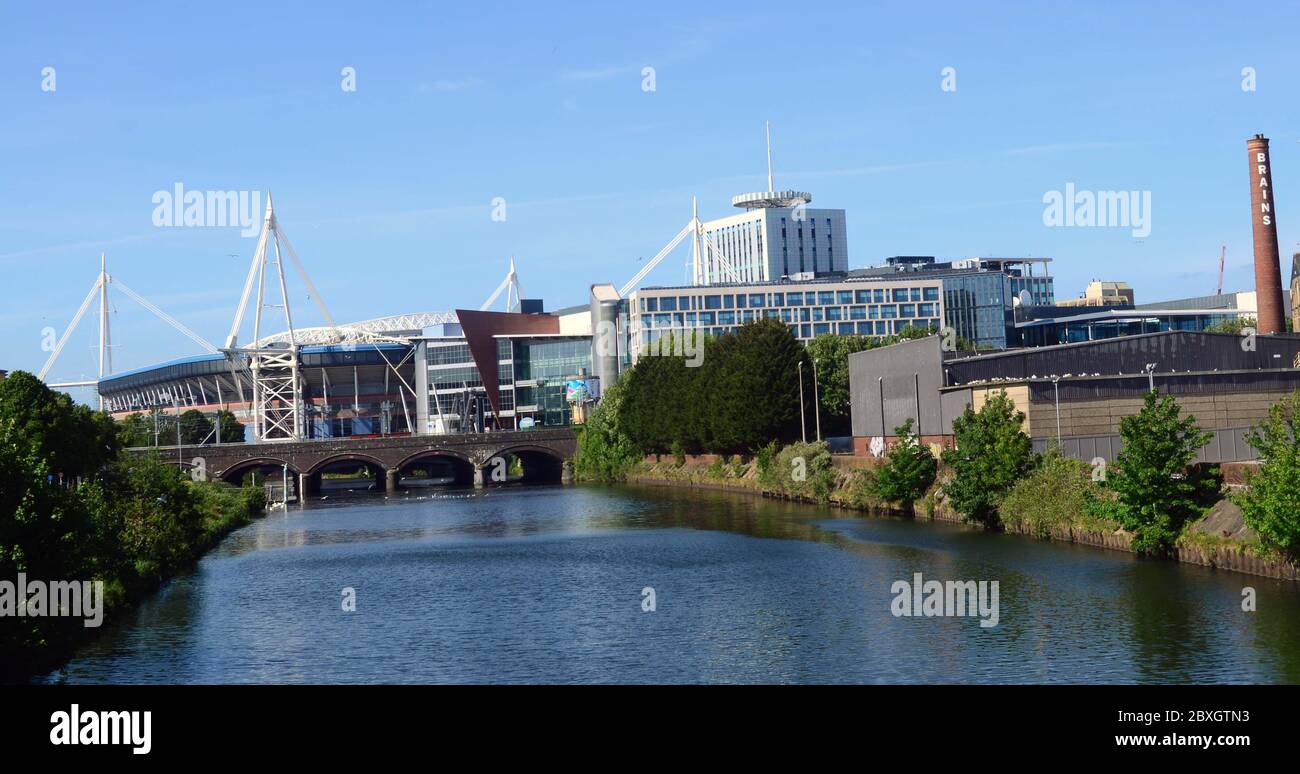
left=718, top=311, right=735, bottom=325
left=923, top=286, right=940, bottom=301
left=899, top=304, right=916, bottom=317
left=874, top=289, right=885, bottom=303
left=817, top=291, right=835, bottom=305
left=700, top=312, right=715, bottom=325
left=736, top=294, right=747, bottom=309
left=850, top=306, right=866, bottom=320
left=855, top=289, right=871, bottom=303
left=892, top=288, right=908, bottom=302
left=705, top=295, right=722, bottom=310
left=787, top=292, right=803, bottom=305
left=826, top=307, right=842, bottom=321
left=646, top=297, right=658, bottom=312
left=814, top=323, right=830, bottom=336
left=918, top=303, right=936, bottom=317
left=772, top=292, right=784, bottom=306
left=678, top=296, right=690, bottom=310
left=910, top=288, right=922, bottom=302
left=881, top=305, right=897, bottom=318
left=812, top=307, right=824, bottom=321
left=748, top=293, right=765, bottom=308
left=837, top=290, right=853, bottom=304
left=660, top=297, right=677, bottom=312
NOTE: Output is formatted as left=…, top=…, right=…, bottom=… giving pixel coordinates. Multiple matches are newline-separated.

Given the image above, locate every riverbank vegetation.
left=1234, top=391, right=1300, bottom=563
left=576, top=324, right=1300, bottom=573
left=0, top=371, right=265, bottom=682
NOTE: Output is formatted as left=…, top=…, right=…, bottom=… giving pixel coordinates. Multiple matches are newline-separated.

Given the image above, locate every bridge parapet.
left=127, top=428, right=578, bottom=486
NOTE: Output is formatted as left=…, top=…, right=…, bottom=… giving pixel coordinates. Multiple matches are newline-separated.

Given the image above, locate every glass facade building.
left=848, top=257, right=1055, bottom=350
left=419, top=335, right=591, bottom=431
left=628, top=277, right=944, bottom=357
left=1016, top=309, right=1246, bottom=347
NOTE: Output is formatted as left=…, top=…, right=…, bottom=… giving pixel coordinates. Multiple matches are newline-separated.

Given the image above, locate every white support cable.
left=276, top=228, right=337, bottom=329
left=618, top=221, right=694, bottom=298
left=111, top=278, right=219, bottom=353
left=38, top=278, right=102, bottom=380
left=227, top=218, right=271, bottom=349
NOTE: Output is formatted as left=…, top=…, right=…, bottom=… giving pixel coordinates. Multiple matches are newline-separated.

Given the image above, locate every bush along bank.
left=1, top=370, right=267, bottom=683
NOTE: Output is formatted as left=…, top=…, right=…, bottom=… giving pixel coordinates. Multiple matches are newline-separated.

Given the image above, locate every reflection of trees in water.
left=1125, top=563, right=1216, bottom=683
left=1249, top=582, right=1300, bottom=684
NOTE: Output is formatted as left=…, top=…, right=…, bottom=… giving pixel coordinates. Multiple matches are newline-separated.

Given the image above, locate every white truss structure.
left=251, top=311, right=459, bottom=347
left=224, top=194, right=315, bottom=442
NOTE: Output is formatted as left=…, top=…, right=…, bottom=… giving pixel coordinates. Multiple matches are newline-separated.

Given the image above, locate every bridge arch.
left=483, top=444, right=567, bottom=484
left=219, top=457, right=300, bottom=486
left=304, top=453, right=391, bottom=496
left=393, top=450, right=476, bottom=487
left=305, top=452, right=391, bottom=477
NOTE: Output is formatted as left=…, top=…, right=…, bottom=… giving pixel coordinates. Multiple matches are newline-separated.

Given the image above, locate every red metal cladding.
left=1247, top=135, right=1287, bottom=335
left=454, top=309, right=559, bottom=425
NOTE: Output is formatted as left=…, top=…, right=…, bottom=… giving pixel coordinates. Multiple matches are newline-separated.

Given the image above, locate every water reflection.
left=42, top=483, right=1300, bottom=684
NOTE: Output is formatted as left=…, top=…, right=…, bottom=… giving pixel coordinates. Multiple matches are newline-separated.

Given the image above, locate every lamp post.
left=811, top=359, right=822, bottom=442
left=878, top=376, right=885, bottom=440
left=1052, top=375, right=1061, bottom=445
left=1144, top=362, right=1157, bottom=394
left=797, top=361, right=807, bottom=443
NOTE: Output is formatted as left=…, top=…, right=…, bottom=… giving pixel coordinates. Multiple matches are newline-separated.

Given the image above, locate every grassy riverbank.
left=625, top=449, right=1299, bottom=581
left=1, top=371, right=268, bottom=683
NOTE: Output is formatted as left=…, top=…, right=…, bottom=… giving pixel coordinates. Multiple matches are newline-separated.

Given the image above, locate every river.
left=42, top=484, right=1300, bottom=684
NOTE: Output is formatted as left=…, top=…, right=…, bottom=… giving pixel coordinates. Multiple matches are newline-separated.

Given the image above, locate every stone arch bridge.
left=130, top=428, right=578, bottom=495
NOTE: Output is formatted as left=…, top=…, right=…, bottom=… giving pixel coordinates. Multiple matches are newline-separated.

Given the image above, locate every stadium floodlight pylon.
left=616, top=197, right=741, bottom=299
left=40, top=253, right=219, bottom=409
left=223, top=194, right=331, bottom=442
left=479, top=256, right=523, bottom=312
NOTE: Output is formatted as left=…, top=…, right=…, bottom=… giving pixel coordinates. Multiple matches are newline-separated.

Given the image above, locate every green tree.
left=0, top=370, right=119, bottom=481
left=870, top=418, right=937, bottom=509
left=1233, top=391, right=1300, bottom=561
left=941, top=390, right=1034, bottom=527
left=703, top=318, right=806, bottom=454
left=573, top=380, right=642, bottom=482
left=1204, top=317, right=1257, bottom=335
left=213, top=409, right=246, bottom=443
left=117, top=412, right=155, bottom=447
left=1107, top=391, right=1213, bottom=556
left=178, top=409, right=214, bottom=445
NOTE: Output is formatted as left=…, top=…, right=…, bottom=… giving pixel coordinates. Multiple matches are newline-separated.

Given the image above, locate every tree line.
left=0, top=371, right=264, bottom=682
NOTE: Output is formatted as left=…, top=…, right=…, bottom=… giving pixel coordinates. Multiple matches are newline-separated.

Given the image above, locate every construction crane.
left=1216, top=245, right=1226, bottom=295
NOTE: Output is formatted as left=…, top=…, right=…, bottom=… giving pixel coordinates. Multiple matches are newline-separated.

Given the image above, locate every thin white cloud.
left=416, top=78, right=483, bottom=93
left=1003, top=142, right=1130, bottom=156
left=559, top=64, right=638, bottom=82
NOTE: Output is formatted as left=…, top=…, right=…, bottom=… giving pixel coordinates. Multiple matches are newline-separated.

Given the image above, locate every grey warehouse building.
left=848, top=331, right=1300, bottom=463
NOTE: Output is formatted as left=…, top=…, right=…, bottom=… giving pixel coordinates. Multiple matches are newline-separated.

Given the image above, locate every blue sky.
left=3, top=1, right=1298, bottom=393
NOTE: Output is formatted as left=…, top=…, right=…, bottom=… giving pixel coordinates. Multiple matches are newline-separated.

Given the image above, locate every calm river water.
left=42, top=484, right=1300, bottom=684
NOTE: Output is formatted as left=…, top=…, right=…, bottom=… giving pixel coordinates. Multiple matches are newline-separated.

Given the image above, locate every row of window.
left=642, top=285, right=939, bottom=313
left=642, top=302, right=940, bottom=329
left=642, top=319, right=941, bottom=343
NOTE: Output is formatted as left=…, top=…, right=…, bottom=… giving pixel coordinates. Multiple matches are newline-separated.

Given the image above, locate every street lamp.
left=811, top=358, right=822, bottom=442
left=1144, top=362, right=1157, bottom=393
left=797, top=361, right=807, bottom=443
left=1051, top=375, right=1061, bottom=445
